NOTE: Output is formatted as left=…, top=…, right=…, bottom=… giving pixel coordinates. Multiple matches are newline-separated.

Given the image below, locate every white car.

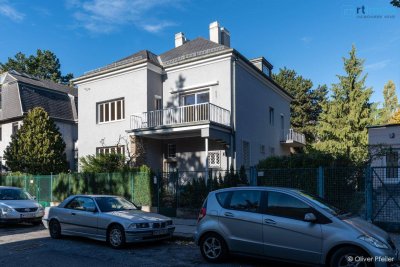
left=0, top=186, right=45, bottom=225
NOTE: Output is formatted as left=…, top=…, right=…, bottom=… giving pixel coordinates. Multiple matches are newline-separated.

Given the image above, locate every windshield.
left=0, top=188, right=32, bottom=200
left=95, top=197, right=138, bottom=212
left=299, top=191, right=343, bottom=216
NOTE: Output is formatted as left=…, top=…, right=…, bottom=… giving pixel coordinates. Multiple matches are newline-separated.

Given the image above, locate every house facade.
left=0, top=71, right=78, bottom=171
left=73, top=21, right=305, bottom=173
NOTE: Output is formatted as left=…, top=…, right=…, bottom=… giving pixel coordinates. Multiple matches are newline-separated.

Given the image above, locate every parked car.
left=42, top=195, right=175, bottom=248
left=195, top=187, right=399, bottom=267
left=0, top=186, right=45, bottom=225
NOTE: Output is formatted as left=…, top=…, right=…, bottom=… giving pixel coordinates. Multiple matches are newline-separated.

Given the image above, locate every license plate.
left=20, top=213, right=35, bottom=218
left=153, top=229, right=168, bottom=236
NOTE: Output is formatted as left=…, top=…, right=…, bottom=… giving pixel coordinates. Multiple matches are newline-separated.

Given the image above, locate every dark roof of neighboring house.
left=159, top=37, right=231, bottom=66
left=8, top=71, right=77, bottom=97
left=367, top=123, right=400, bottom=129
left=19, top=84, right=75, bottom=121
left=1, top=71, right=77, bottom=122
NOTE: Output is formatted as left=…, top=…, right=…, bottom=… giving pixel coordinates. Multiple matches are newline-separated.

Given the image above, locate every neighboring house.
left=0, top=70, right=78, bottom=171
left=73, top=21, right=305, bottom=173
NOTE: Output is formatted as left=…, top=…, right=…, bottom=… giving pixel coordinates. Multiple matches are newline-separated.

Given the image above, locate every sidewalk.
left=172, top=218, right=197, bottom=240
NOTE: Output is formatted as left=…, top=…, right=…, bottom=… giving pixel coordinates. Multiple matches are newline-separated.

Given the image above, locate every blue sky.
left=0, top=0, right=399, bottom=105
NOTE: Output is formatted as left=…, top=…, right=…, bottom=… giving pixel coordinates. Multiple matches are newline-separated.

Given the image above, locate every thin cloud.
left=0, top=0, right=24, bottom=22
left=66, top=0, right=182, bottom=34
left=301, top=36, right=312, bottom=44
left=365, top=59, right=391, bottom=71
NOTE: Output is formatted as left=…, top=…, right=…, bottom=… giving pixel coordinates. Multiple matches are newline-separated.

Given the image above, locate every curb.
left=172, top=233, right=194, bottom=242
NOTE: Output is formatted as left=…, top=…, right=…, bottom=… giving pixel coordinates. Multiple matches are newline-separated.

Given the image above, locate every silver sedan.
left=42, top=195, right=175, bottom=248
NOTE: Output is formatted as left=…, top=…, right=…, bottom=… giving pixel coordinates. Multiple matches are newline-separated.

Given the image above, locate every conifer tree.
left=4, top=107, right=68, bottom=174
left=314, top=45, right=373, bottom=164
left=379, top=80, right=398, bottom=124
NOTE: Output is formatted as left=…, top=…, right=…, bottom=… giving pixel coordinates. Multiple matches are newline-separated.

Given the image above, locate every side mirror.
left=304, top=212, right=317, bottom=222
left=32, top=196, right=37, bottom=200
left=85, top=206, right=97, bottom=213
left=137, top=205, right=142, bottom=211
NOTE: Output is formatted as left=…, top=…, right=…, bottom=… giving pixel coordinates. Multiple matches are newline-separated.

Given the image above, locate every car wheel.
left=49, top=220, right=62, bottom=239
left=108, top=225, right=126, bottom=249
left=200, top=233, right=228, bottom=263
left=330, top=246, right=373, bottom=267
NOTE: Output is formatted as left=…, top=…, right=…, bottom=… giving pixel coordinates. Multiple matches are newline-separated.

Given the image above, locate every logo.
left=24, top=208, right=30, bottom=212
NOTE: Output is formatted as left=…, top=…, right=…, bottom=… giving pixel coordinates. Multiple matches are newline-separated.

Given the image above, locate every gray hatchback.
left=194, top=187, right=399, bottom=267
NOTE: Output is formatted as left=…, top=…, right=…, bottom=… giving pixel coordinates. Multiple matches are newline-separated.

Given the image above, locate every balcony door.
left=180, top=91, right=209, bottom=123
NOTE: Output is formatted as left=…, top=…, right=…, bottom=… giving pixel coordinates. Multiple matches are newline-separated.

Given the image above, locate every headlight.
left=38, top=205, right=44, bottom=211
left=0, top=207, right=14, bottom=213
left=358, top=235, right=389, bottom=249
left=128, top=223, right=150, bottom=229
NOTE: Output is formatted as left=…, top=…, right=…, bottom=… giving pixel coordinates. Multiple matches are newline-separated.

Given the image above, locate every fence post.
left=249, top=166, right=257, bottom=186
left=50, top=173, right=53, bottom=203
left=317, top=166, right=324, bottom=198
left=157, top=171, right=160, bottom=214
left=130, top=172, right=134, bottom=203
left=365, top=167, right=373, bottom=222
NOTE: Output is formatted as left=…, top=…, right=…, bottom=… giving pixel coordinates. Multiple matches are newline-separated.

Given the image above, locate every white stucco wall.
left=76, top=64, right=163, bottom=169
left=0, top=121, right=22, bottom=167
left=234, top=60, right=291, bottom=168
left=368, top=125, right=400, bottom=167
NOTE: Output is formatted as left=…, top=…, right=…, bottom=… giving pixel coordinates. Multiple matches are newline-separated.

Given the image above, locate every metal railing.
left=130, top=103, right=231, bottom=130
left=281, top=129, right=306, bottom=145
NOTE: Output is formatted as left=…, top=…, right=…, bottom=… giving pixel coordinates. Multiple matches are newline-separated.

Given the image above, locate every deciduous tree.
left=0, top=49, right=73, bottom=84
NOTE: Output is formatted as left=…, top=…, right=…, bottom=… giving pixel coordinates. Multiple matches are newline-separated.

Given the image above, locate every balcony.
left=130, top=103, right=231, bottom=130
left=280, top=129, right=306, bottom=147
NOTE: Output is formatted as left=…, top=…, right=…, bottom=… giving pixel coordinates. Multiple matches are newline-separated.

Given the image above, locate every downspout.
left=231, top=55, right=238, bottom=170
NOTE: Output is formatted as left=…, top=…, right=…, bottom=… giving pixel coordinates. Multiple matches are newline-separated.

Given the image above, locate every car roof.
left=212, top=186, right=302, bottom=194
left=69, top=194, right=122, bottom=198
left=0, top=186, right=23, bottom=190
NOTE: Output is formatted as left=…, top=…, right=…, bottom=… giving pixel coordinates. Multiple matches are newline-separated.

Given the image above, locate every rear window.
left=216, top=192, right=230, bottom=208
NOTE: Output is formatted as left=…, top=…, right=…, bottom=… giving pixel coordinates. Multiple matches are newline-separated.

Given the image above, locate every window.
left=12, top=122, right=18, bottom=136
left=65, top=197, right=96, bottom=211
left=260, top=145, right=265, bottom=155
left=228, top=190, right=261, bottom=212
left=97, top=98, right=125, bottom=123
left=216, top=192, right=230, bottom=208
left=181, top=91, right=209, bottom=106
left=269, top=147, right=275, bottom=156
left=269, top=107, right=274, bottom=125
left=155, top=97, right=162, bottom=110
left=242, top=141, right=250, bottom=167
left=0, top=126, right=2, bottom=141
left=167, top=144, right=176, bottom=158
left=386, top=151, right=398, bottom=178
left=96, top=145, right=124, bottom=155
left=208, top=151, right=221, bottom=168
left=266, top=191, right=312, bottom=220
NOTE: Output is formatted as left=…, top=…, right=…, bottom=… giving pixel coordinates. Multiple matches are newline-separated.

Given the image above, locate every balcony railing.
left=130, top=103, right=231, bottom=130
left=281, top=129, right=306, bottom=146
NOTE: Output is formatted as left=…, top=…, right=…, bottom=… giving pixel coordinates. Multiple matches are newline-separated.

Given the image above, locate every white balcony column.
left=205, top=137, right=209, bottom=186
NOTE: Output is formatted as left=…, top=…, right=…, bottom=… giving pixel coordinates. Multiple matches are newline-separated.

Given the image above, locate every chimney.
left=209, top=21, right=230, bottom=47
left=221, top=27, right=230, bottom=47
left=175, top=32, right=187, bottom=47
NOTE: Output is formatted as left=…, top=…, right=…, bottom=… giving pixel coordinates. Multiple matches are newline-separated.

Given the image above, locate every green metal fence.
left=0, top=172, right=151, bottom=207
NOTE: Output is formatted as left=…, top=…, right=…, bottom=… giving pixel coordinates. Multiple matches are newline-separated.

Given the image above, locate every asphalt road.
left=0, top=223, right=302, bottom=267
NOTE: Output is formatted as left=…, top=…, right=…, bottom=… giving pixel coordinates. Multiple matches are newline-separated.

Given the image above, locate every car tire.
left=49, top=220, right=62, bottom=239
left=107, top=225, right=126, bottom=249
left=330, top=246, right=373, bottom=267
left=200, top=233, right=228, bottom=263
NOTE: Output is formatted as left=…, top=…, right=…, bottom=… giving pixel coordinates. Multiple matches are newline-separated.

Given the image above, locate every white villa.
left=73, top=21, right=305, bottom=173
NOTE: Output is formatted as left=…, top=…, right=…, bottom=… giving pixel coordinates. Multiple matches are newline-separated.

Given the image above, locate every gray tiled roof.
left=9, top=71, right=77, bottom=97
left=159, top=37, right=230, bottom=66
left=84, top=50, right=161, bottom=76
left=19, top=84, right=75, bottom=121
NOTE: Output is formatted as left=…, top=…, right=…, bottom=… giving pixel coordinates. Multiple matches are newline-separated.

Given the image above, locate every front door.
left=262, top=191, right=323, bottom=264
left=218, top=189, right=264, bottom=256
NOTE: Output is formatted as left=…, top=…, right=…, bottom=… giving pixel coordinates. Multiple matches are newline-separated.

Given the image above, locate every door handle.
left=71, top=212, right=76, bottom=216
left=224, top=212, right=234, bottom=217
left=264, top=218, right=276, bottom=225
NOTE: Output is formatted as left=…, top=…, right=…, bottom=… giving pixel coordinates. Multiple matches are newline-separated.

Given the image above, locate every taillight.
left=197, top=207, right=207, bottom=223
